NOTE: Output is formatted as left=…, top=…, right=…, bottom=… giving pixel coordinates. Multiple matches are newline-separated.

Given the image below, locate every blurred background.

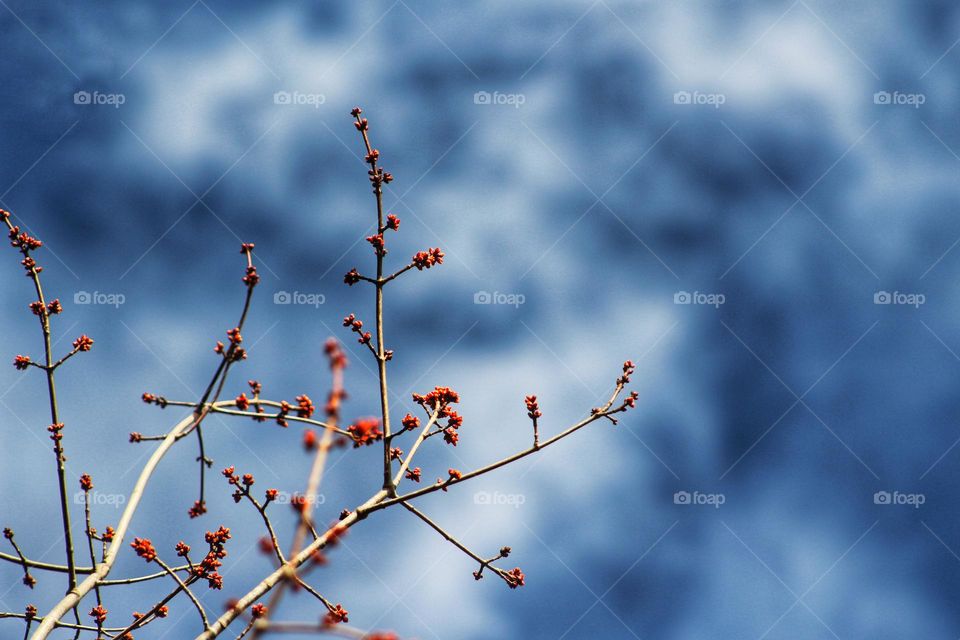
left=0, top=1, right=957, bottom=638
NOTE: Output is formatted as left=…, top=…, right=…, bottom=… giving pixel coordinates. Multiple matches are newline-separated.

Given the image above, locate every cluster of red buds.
left=192, top=526, right=231, bottom=590
left=130, top=537, right=157, bottom=563
left=79, top=474, right=93, bottom=491
left=352, top=107, right=393, bottom=189
left=7, top=223, right=42, bottom=252
left=404, top=467, right=422, bottom=483
left=215, top=327, right=247, bottom=361
left=296, top=394, right=315, bottom=419
left=276, top=400, right=291, bottom=427
left=324, top=603, right=349, bottom=626
left=47, top=422, right=64, bottom=446
left=619, top=360, right=635, bottom=385
left=412, top=386, right=462, bottom=445
left=89, top=604, right=108, bottom=625
left=343, top=268, right=361, bottom=286
left=401, top=413, right=419, bottom=431
left=342, top=314, right=372, bottom=345
left=366, top=233, right=387, bottom=257
left=251, top=603, right=268, bottom=619
left=188, top=500, right=207, bottom=519
left=347, top=417, right=383, bottom=447
left=140, top=392, right=169, bottom=408
left=525, top=395, right=541, bottom=420
left=12, top=355, right=30, bottom=370
left=235, top=392, right=250, bottom=411
left=504, top=567, right=525, bottom=589
left=72, top=334, right=94, bottom=352
left=411, top=247, right=444, bottom=270
left=222, top=466, right=257, bottom=504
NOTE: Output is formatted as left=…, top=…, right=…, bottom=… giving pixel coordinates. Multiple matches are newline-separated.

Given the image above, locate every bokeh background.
left=0, top=1, right=958, bottom=638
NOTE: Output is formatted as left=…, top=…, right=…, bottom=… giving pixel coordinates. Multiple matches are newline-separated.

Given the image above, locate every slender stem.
left=82, top=491, right=101, bottom=607
left=156, top=557, right=209, bottom=630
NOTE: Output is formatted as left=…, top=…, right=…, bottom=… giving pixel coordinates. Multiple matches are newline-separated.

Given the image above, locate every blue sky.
left=1, top=1, right=960, bottom=638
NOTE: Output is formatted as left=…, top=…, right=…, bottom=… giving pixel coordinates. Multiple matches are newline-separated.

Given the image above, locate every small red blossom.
left=72, top=335, right=94, bottom=352
left=348, top=418, right=383, bottom=447
left=79, top=474, right=93, bottom=491
left=366, top=233, right=386, bottom=256
left=296, top=394, right=315, bottom=418
left=46, top=299, right=62, bottom=315
left=175, top=541, right=191, bottom=557
left=325, top=604, right=349, bottom=625
left=188, top=500, right=207, bottom=519
left=13, top=355, right=30, bottom=370
left=443, top=428, right=459, bottom=446
left=405, top=467, right=422, bottom=483
left=251, top=603, right=268, bottom=619
left=525, top=395, right=541, bottom=419
left=401, top=413, right=420, bottom=431
left=505, top=567, right=525, bottom=588
left=89, top=605, right=108, bottom=624
left=131, top=538, right=157, bottom=562
left=344, top=268, right=362, bottom=285
left=235, top=393, right=249, bottom=411
left=385, top=214, right=400, bottom=231
left=411, top=247, right=444, bottom=270
left=412, top=386, right=460, bottom=408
